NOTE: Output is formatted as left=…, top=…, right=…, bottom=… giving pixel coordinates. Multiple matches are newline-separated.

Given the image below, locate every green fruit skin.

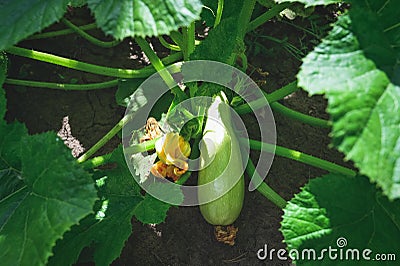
left=198, top=94, right=245, bottom=225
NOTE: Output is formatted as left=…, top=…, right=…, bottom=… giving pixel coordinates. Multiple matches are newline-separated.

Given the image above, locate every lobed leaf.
left=0, top=132, right=97, bottom=265
left=298, top=7, right=400, bottom=199
left=281, top=174, right=400, bottom=265
left=86, top=0, right=202, bottom=39
left=49, top=145, right=142, bottom=266
left=0, top=0, right=70, bottom=50
left=49, top=145, right=182, bottom=265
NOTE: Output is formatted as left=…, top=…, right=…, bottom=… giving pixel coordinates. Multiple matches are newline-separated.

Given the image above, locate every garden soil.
left=4, top=7, right=352, bottom=266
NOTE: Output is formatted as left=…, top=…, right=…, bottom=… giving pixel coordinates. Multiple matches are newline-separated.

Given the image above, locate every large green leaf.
left=0, top=0, right=70, bottom=50
left=281, top=174, right=400, bottom=265
left=0, top=122, right=28, bottom=199
left=134, top=182, right=183, bottom=224
left=0, top=132, right=97, bottom=266
left=86, top=0, right=202, bottom=39
left=49, top=145, right=182, bottom=265
left=297, top=9, right=400, bottom=199
left=49, top=146, right=142, bottom=266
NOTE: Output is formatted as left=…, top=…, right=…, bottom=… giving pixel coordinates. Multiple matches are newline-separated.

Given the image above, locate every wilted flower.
left=151, top=132, right=191, bottom=181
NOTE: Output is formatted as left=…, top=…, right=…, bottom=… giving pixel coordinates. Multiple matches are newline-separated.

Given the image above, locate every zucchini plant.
left=0, top=0, right=399, bottom=265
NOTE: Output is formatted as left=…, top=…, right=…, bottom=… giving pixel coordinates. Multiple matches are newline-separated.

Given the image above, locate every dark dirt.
left=4, top=6, right=351, bottom=266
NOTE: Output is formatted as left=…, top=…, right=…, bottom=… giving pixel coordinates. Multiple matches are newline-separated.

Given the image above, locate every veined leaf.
left=0, top=132, right=97, bottom=266
left=281, top=174, right=400, bottom=265
left=134, top=182, right=184, bottom=224
left=298, top=10, right=400, bottom=199
left=86, top=0, right=202, bottom=39
left=0, top=122, right=28, bottom=199
left=0, top=0, right=70, bottom=50
left=49, top=146, right=142, bottom=266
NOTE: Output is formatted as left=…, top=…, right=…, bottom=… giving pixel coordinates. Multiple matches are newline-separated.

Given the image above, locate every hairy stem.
left=245, top=138, right=356, bottom=177
left=61, top=18, right=120, bottom=48
left=246, top=159, right=286, bottom=208
left=5, top=78, right=118, bottom=90
left=6, top=46, right=182, bottom=78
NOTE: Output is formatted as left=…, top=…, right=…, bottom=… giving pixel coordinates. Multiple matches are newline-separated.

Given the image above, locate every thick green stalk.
left=61, top=18, right=120, bottom=48
left=187, top=22, right=196, bottom=58
left=247, top=2, right=293, bottom=32
left=81, top=153, right=113, bottom=170
left=6, top=46, right=182, bottom=78
left=225, top=0, right=256, bottom=66
left=233, top=81, right=330, bottom=128
left=246, top=159, right=286, bottom=208
left=244, top=138, right=357, bottom=177
left=214, top=0, right=224, bottom=27
left=77, top=115, right=132, bottom=163
left=135, top=37, right=176, bottom=87
left=27, top=23, right=98, bottom=40
left=237, top=0, right=257, bottom=40
left=125, top=138, right=158, bottom=154
left=5, top=78, right=118, bottom=90
left=271, top=102, right=330, bottom=128
left=234, top=81, right=298, bottom=114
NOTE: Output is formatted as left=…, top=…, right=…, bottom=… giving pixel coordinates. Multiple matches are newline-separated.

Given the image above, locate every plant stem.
left=136, top=37, right=188, bottom=112
left=61, top=18, right=120, bottom=48
left=234, top=81, right=298, bottom=114
left=27, top=23, right=98, bottom=40
left=187, top=22, right=196, bottom=58
left=135, top=37, right=176, bottom=87
left=81, top=153, right=113, bottom=170
left=125, top=138, right=158, bottom=154
left=271, top=102, right=330, bottom=128
left=6, top=46, right=182, bottom=78
left=181, top=22, right=195, bottom=61
left=233, top=81, right=330, bottom=128
left=214, top=0, right=224, bottom=27
left=77, top=115, right=132, bottom=163
left=158, top=36, right=181, bottom=51
left=5, top=78, right=118, bottom=90
left=246, top=159, right=286, bottom=208
left=237, top=0, right=257, bottom=40
left=244, top=138, right=357, bottom=177
left=169, top=31, right=184, bottom=49
left=247, top=2, right=293, bottom=32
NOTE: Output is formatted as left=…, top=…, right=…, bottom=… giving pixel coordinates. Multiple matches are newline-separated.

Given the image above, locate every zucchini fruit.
left=198, top=92, right=245, bottom=225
